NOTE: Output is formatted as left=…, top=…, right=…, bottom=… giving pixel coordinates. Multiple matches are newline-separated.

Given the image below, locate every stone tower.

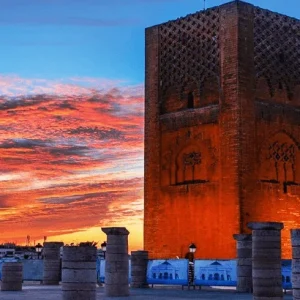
left=144, top=0, right=300, bottom=259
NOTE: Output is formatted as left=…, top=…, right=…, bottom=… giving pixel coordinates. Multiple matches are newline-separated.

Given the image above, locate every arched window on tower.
left=187, top=92, right=194, bottom=109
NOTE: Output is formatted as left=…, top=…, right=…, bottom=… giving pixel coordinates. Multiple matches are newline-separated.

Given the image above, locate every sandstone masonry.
left=144, top=0, right=300, bottom=259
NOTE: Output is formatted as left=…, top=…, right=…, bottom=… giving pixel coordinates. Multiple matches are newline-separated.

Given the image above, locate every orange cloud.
left=0, top=77, right=144, bottom=249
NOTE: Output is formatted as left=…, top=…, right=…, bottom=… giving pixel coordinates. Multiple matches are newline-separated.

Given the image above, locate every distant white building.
left=0, top=248, right=15, bottom=258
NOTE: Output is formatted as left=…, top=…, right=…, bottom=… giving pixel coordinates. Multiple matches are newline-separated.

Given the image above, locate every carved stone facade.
left=160, top=128, right=218, bottom=187
left=145, top=1, right=300, bottom=259
left=259, top=132, right=300, bottom=190
left=254, top=8, right=300, bottom=101
left=159, top=8, right=220, bottom=114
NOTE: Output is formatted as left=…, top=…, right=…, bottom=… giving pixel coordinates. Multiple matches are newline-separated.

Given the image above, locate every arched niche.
left=180, top=81, right=199, bottom=110
left=255, top=77, right=272, bottom=100
left=258, top=131, right=300, bottom=192
left=272, top=81, right=291, bottom=104
left=200, top=76, right=220, bottom=107
left=175, top=143, right=207, bottom=185
left=161, top=128, right=218, bottom=187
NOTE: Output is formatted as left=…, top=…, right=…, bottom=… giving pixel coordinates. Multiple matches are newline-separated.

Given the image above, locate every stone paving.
left=0, top=284, right=294, bottom=300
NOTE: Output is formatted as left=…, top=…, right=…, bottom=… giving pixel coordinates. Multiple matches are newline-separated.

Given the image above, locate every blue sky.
left=1, top=0, right=300, bottom=87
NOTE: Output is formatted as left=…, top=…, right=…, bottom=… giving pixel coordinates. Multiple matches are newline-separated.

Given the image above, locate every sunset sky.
left=1, top=0, right=300, bottom=250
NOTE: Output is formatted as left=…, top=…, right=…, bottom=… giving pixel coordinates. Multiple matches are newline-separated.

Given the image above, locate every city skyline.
left=1, top=0, right=300, bottom=250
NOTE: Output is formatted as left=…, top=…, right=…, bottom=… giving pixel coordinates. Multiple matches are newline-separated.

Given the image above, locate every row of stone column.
left=234, top=222, right=283, bottom=299
left=0, top=227, right=147, bottom=299
left=41, top=241, right=99, bottom=300
left=103, top=224, right=300, bottom=300
left=48, top=225, right=300, bottom=299
left=234, top=222, right=300, bottom=300
left=1, top=241, right=63, bottom=292
left=4, top=224, right=300, bottom=299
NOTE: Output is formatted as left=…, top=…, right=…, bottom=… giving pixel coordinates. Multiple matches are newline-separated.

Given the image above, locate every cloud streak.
left=0, top=76, right=144, bottom=246
left=0, top=75, right=137, bottom=97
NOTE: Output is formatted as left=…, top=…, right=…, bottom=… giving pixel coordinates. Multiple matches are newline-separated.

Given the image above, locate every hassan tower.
left=144, top=0, right=300, bottom=259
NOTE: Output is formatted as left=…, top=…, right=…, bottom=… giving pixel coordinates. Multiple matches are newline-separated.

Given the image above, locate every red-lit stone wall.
left=241, top=6, right=300, bottom=259
left=145, top=1, right=300, bottom=259
left=243, top=98, right=300, bottom=259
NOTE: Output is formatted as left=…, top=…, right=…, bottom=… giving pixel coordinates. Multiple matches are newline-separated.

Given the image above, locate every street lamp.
left=189, top=243, right=197, bottom=254
left=187, top=243, right=196, bottom=287
left=101, top=241, right=107, bottom=259
left=35, top=243, right=43, bottom=259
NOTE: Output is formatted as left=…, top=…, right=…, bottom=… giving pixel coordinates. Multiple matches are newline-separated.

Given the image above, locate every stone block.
left=105, top=283, right=129, bottom=297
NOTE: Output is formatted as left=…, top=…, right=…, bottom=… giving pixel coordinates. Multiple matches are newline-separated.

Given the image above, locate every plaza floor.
left=0, top=284, right=294, bottom=300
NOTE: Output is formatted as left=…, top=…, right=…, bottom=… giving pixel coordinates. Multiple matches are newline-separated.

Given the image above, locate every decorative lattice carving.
left=180, top=151, right=202, bottom=184
left=183, top=152, right=201, bottom=166
left=159, top=8, right=220, bottom=96
left=267, top=142, right=296, bottom=164
left=254, top=8, right=300, bottom=96
left=263, top=140, right=297, bottom=192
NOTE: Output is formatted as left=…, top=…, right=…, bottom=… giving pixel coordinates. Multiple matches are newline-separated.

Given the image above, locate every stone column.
left=62, top=245, right=97, bottom=300
left=43, top=242, right=63, bottom=285
left=131, top=251, right=149, bottom=288
left=1, top=262, right=23, bottom=291
left=291, top=229, right=300, bottom=299
left=102, top=227, right=130, bottom=297
left=248, top=222, right=283, bottom=300
left=233, top=234, right=252, bottom=293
